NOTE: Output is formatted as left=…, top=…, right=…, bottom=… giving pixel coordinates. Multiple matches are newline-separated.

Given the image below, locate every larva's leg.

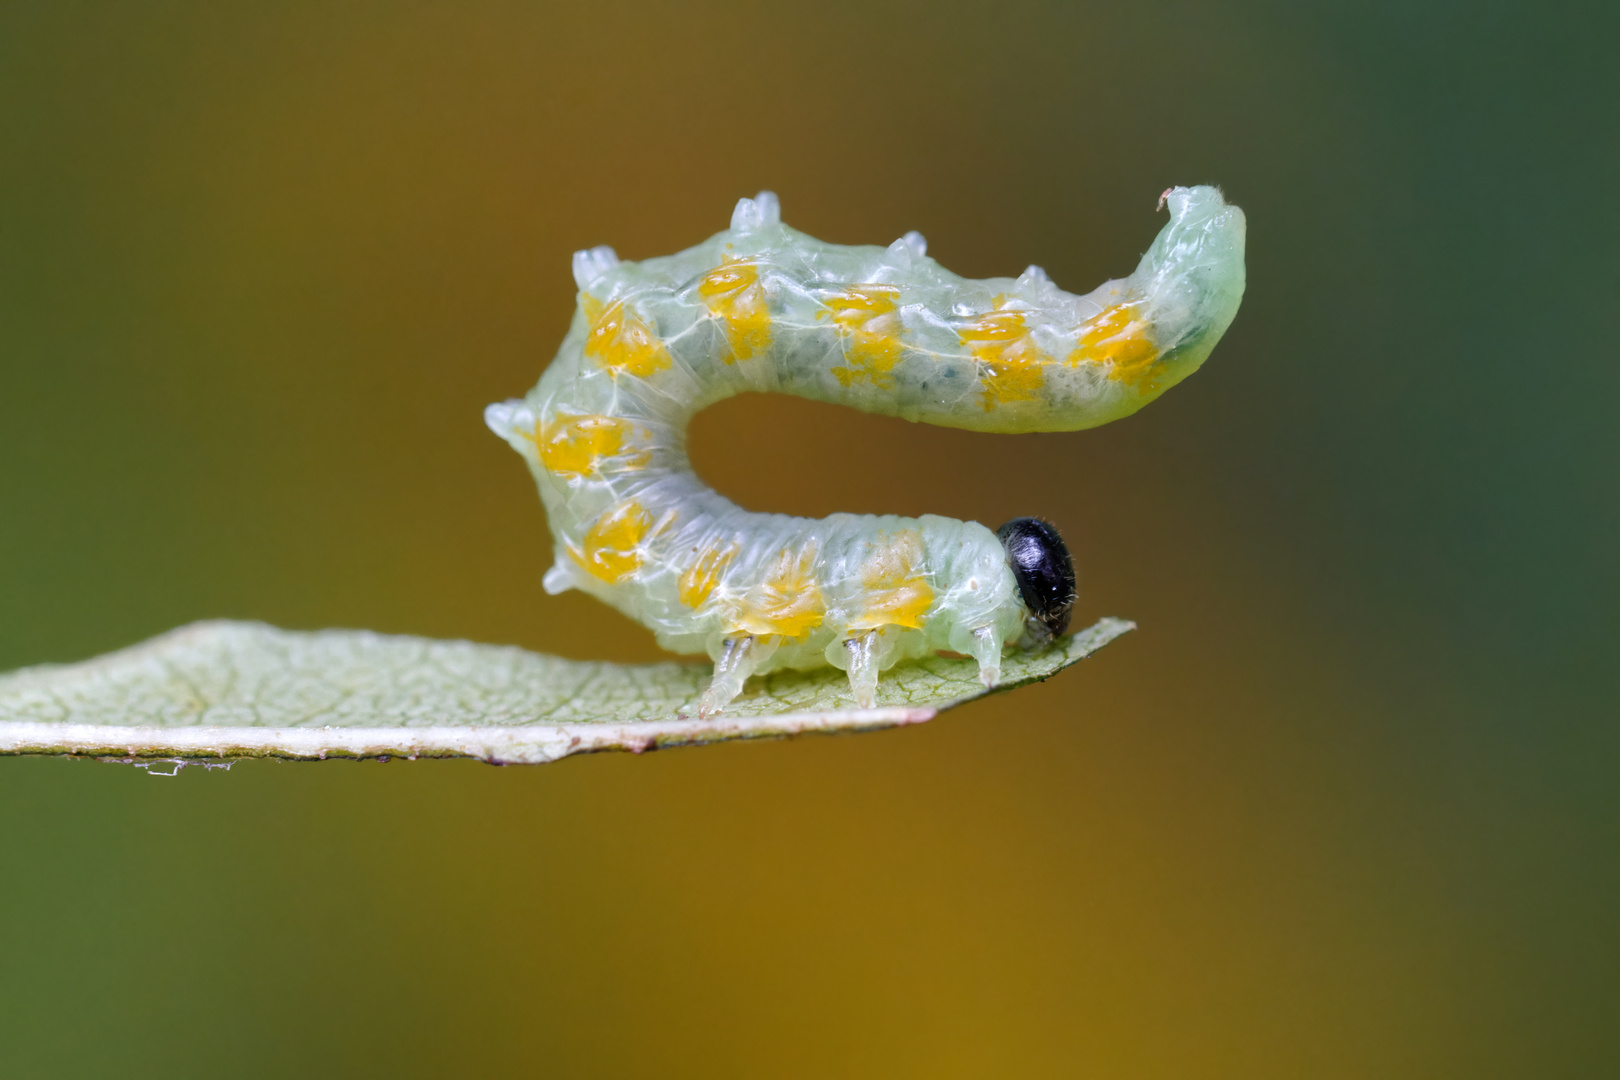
left=698, top=635, right=780, bottom=718
left=968, top=625, right=1004, bottom=689
left=843, top=630, right=881, bottom=709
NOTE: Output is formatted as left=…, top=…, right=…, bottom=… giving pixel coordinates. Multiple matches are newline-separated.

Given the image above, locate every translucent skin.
left=487, top=187, right=1246, bottom=713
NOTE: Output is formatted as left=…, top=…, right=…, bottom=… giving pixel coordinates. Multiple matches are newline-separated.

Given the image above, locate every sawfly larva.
left=487, top=187, right=1246, bottom=716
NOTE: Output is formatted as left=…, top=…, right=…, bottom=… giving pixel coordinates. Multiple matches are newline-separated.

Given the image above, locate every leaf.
left=0, top=618, right=1134, bottom=765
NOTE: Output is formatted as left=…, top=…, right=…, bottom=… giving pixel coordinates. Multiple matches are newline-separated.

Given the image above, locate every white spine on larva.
left=487, top=187, right=1246, bottom=715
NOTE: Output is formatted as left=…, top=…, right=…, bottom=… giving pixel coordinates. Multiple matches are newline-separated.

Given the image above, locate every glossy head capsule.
left=996, top=517, right=1077, bottom=641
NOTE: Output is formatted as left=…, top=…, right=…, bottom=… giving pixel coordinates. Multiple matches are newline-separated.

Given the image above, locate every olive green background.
left=1, top=2, right=1614, bottom=1076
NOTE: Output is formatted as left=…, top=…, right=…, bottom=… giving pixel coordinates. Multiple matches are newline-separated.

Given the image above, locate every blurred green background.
left=1, top=1, right=1614, bottom=1076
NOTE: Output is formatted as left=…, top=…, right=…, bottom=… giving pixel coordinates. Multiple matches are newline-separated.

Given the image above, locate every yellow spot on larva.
left=728, top=542, right=825, bottom=639
left=1069, top=304, right=1158, bottom=387
left=581, top=294, right=672, bottom=379
left=678, top=539, right=738, bottom=609
left=568, top=500, right=653, bottom=585
left=534, top=414, right=650, bottom=478
left=958, top=297, right=1051, bottom=409
left=822, top=285, right=905, bottom=388
left=699, top=255, right=772, bottom=361
left=851, top=531, right=933, bottom=630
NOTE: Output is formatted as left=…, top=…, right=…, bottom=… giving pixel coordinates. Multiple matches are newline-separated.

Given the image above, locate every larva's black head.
left=996, top=517, right=1077, bottom=641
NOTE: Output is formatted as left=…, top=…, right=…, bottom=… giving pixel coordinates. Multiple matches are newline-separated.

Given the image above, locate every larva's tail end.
left=1155, top=185, right=1246, bottom=264
left=1132, top=185, right=1247, bottom=393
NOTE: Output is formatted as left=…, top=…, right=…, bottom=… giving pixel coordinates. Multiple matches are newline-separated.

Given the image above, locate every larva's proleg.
left=488, top=187, right=1246, bottom=714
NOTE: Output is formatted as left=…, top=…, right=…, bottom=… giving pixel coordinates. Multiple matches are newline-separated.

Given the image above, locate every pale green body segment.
left=487, top=188, right=1245, bottom=713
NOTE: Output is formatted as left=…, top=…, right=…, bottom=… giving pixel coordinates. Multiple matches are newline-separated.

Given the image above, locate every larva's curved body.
left=488, top=187, right=1245, bottom=714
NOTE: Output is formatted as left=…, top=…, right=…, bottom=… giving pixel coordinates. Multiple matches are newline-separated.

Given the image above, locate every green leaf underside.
left=0, top=618, right=1134, bottom=765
